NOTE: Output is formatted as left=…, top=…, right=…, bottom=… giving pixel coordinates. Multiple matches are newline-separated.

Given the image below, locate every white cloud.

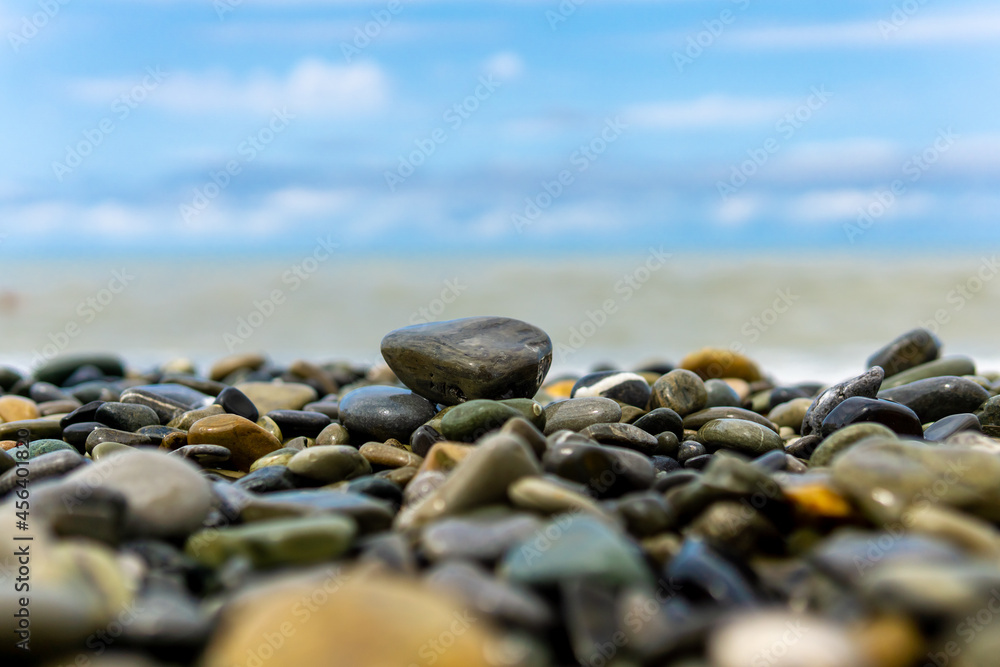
left=625, top=96, right=791, bottom=129
left=729, top=9, right=1000, bottom=49
left=70, top=59, right=388, bottom=116
left=483, top=52, right=524, bottom=80
left=767, top=139, right=901, bottom=182
left=715, top=194, right=765, bottom=226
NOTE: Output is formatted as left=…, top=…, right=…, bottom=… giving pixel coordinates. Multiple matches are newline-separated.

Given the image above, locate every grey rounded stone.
left=287, top=445, right=372, bottom=483
left=649, top=370, right=708, bottom=416
left=809, top=422, right=897, bottom=467
left=543, top=397, right=622, bottom=435
left=571, top=371, right=651, bottom=408
left=801, top=366, right=884, bottom=436
left=338, top=385, right=437, bottom=444
left=867, top=327, right=941, bottom=377
left=697, top=419, right=783, bottom=457
left=95, top=402, right=161, bottom=432
left=878, top=376, right=990, bottom=423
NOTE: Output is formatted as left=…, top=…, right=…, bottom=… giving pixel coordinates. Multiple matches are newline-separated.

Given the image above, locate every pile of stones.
left=2, top=317, right=1000, bottom=667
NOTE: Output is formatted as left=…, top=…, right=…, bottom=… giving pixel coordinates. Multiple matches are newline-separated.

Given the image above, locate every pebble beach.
left=3, top=317, right=1000, bottom=666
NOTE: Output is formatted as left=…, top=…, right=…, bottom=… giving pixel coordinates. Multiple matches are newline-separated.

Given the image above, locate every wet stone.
left=408, top=423, right=444, bottom=457
left=571, top=370, right=651, bottom=408
left=678, top=441, right=707, bottom=463
left=578, top=422, right=661, bottom=456
left=167, top=405, right=225, bottom=430
left=0, top=449, right=85, bottom=495
left=287, top=445, right=372, bottom=483
left=819, top=396, right=924, bottom=438
left=187, top=413, right=283, bottom=472
left=169, top=444, right=231, bottom=466
left=380, top=316, right=553, bottom=405
left=698, top=419, right=783, bottom=457
left=785, top=434, right=822, bottom=460
left=703, top=378, right=743, bottom=408
left=878, top=376, right=990, bottom=423
left=136, top=424, right=185, bottom=445
left=439, top=399, right=522, bottom=442
left=265, top=409, right=332, bottom=440
left=542, top=440, right=654, bottom=498
left=684, top=406, right=778, bottom=433
left=338, top=385, right=437, bottom=444
left=209, top=352, right=267, bottom=382
left=54, top=422, right=99, bottom=453
left=633, top=407, right=684, bottom=438
left=187, top=515, right=356, bottom=568
left=59, top=400, right=106, bottom=429
left=925, top=413, right=983, bottom=442
left=213, top=386, right=259, bottom=422
left=95, top=401, right=160, bottom=432
left=543, top=397, right=622, bottom=435
left=882, top=355, right=977, bottom=389
left=801, top=366, right=884, bottom=436
left=767, top=398, right=813, bottom=431
left=86, top=427, right=156, bottom=453
left=650, top=369, right=708, bottom=416
left=359, top=441, right=423, bottom=469
left=339, top=476, right=403, bottom=509
left=233, top=465, right=302, bottom=494
left=499, top=416, right=548, bottom=459
left=867, top=327, right=942, bottom=377
left=28, top=438, right=75, bottom=458
left=315, top=422, right=351, bottom=447
left=0, top=418, right=63, bottom=441
left=809, top=422, right=897, bottom=467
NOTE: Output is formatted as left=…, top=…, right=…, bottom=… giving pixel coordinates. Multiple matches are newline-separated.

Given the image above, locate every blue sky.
left=1, top=0, right=999, bottom=256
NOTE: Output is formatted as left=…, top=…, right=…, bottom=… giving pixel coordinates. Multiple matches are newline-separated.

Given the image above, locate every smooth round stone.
left=30, top=380, right=74, bottom=403
left=208, top=352, right=267, bottom=382
left=200, top=571, right=504, bottom=667
left=240, top=490, right=394, bottom=534
left=119, top=387, right=197, bottom=424
left=924, top=413, right=983, bottom=442
left=28, top=438, right=76, bottom=458
left=878, top=376, right=990, bottom=423
left=768, top=385, right=815, bottom=410
left=409, top=423, right=444, bottom=457
left=33, top=353, right=125, bottom=386
left=61, top=421, right=100, bottom=454
left=679, top=347, right=763, bottom=382
left=809, top=422, right=897, bottom=467
left=0, top=395, right=39, bottom=422
left=697, top=419, right=782, bottom=457
left=380, top=316, right=553, bottom=405
left=0, top=449, right=85, bottom=495
left=882, top=355, right=977, bottom=389
left=832, top=438, right=1000, bottom=523
left=684, top=407, right=778, bottom=433
left=421, top=511, right=543, bottom=562
left=703, top=378, right=742, bottom=408
left=136, top=424, right=185, bottom=445
left=59, top=400, right=105, bottom=429
left=543, top=397, right=622, bottom=435
left=508, top=475, right=609, bottom=518
left=498, top=398, right=547, bottom=430
left=169, top=444, right=231, bottom=466
left=767, top=398, right=813, bottom=430
left=709, top=611, right=867, bottom=667
left=315, top=422, right=351, bottom=447
left=90, top=441, right=133, bottom=461
left=649, top=370, right=708, bottom=417
left=302, top=400, right=339, bottom=420
left=499, top=417, right=548, bottom=458
left=248, top=448, right=298, bottom=472
left=68, top=380, right=118, bottom=403
left=632, top=408, right=684, bottom=438
left=571, top=370, right=651, bottom=408
left=338, top=385, right=437, bottom=444
left=167, top=405, right=226, bottom=430
left=60, top=449, right=212, bottom=538
left=359, top=441, right=424, bottom=469
left=396, top=433, right=542, bottom=530
left=265, top=409, right=332, bottom=440
left=578, top=422, right=660, bottom=456
left=976, top=394, right=1000, bottom=427
left=85, top=427, right=156, bottom=453
left=867, top=327, right=941, bottom=377
left=439, top=399, right=522, bottom=442
left=187, top=515, right=356, bottom=568
left=187, top=413, right=282, bottom=472
left=683, top=453, right=714, bottom=470
left=427, top=560, right=554, bottom=629
left=654, top=433, right=680, bottom=459
left=233, top=465, right=301, bottom=494
left=819, top=396, right=923, bottom=438
left=233, top=381, right=318, bottom=414
left=95, top=401, right=160, bottom=432
left=256, top=414, right=283, bottom=442
left=0, top=418, right=63, bottom=441
left=500, top=514, right=653, bottom=588
left=785, top=434, right=822, bottom=460
left=213, top=386, right=259, bottom=422
left=542, top=441, right=654, bottom=498
left=287, top=445, right=371, bottom=483
left=801, top=366, right=885, bottom=436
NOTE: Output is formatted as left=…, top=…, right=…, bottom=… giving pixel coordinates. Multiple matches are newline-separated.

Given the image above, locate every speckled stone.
left=380, top=316, right=553, bottom=405
left=801, top=367, right=884, bottom=436
left=187, top=413, right=283, bottom=472
left=649, top=370, right=708, bottom=417
left=867, top=327, right=941, bottom=377
left=338, top=385, right=437, bottom=444
left=543, top=397, right=622, bottom=435
left=28, top=438, right=76, bottom=458
left=578, top=422, right=661, bottom=456
left=95, top=402, right=160, bottom=432
left=697, top=419, right=783, bottom=457
left=571, top=370, right=651, bottom=408
left=439, top=399, right=523, bottom=442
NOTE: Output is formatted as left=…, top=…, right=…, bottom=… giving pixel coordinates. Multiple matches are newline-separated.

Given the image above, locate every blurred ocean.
left=2, top=252, right=998, bottom=386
